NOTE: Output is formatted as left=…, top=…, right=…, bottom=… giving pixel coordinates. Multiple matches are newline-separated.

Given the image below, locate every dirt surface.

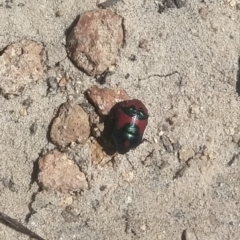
left=1, top=0, right=240, bottom=239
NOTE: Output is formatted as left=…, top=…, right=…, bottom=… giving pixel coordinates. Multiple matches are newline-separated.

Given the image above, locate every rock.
left=38, top=150, right=88, bottom=193
left=122, top=171, right=134, bottom=183
left=0, top=40, right=45, bottom=96
left=228, top=0, right=236, bottom=7
left=198, top=7, right=209, bottom=19
left=189, top=104, right=200, bottom=115
left=89, top=138, right=106, bottom=165
left=86, top=86, right=130, bottom=116
left=178, top=146, right=195, bottom=162
left=182, top=229, right=198, bottom=240
left=207, top=151, right=217, bottom=160
left=50, top=102, right=90, bottom=146
left=66, top=9, right=124, bottom=76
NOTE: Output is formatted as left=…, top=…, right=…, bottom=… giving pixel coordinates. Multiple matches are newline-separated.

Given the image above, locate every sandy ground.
left=1, top=0, right=240, bottom=239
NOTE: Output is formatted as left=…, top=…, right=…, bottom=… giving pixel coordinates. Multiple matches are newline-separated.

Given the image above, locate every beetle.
left=111, top=99, right=148, bottom=153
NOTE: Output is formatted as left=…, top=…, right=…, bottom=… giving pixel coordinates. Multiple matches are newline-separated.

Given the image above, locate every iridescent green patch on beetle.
left=121, top=105, right=148, bottom=120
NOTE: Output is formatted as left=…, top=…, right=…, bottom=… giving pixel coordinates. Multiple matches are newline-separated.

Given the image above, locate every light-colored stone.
left=178, top=146, right=195, bottom=162
left=38, top=150, right=88, bottom=193
left=87, top=86, right=130, bottom=116
left=0, top=40, right=45, bottom=96
left=66, top=9, right=124, bottom=76
left=50, top=102, right=90, bottom=146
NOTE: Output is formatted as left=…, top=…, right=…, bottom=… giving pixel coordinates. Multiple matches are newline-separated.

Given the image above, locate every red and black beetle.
left=111, top=99, right=148, bottom=153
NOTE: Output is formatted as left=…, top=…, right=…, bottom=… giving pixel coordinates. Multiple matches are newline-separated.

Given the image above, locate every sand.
left=0, top=0, right=240, bottom=239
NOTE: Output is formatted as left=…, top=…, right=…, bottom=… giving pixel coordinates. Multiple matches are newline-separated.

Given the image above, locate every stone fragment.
left=0, top=40, right=44, bottom=96
left=229, top=0, right=236, bottom=7
left=122, top=171, right=134, bottom=183
left=189, top=104, right=200, bottom=114
left=86, top=86, right=130, bottom=116
left=38, top=150, right=88, bottom=193
left=207, top=151, right=217, bottom=160
left=198, top=7, right=209, bottom=19
left=66, top=9, right=124, bottom=76
left=182, top=229, right=198, bottom=240
left=89, top=138, right=106, bottom=165
left=50, top=102, right=90, bottom=146
left=19, top=108, right=28, bottom=117
left=178, top=146, right=195, bottom=162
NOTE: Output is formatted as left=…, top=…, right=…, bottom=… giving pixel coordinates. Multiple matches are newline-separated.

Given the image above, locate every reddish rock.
left=66, top=9, right=123, bottom=76
left=0, top=40, right=45, bottom=96
left=50, top=102, right=90, bottom=146
left=87, top=86, right=130, bottom=116
left=38, top=150, right=88, bottom=193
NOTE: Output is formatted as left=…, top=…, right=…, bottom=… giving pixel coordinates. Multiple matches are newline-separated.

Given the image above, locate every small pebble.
left=140, top=224, right=147, bottom=231
left=58, top=196, right=73, bottom=207
left=199, top=7, right=209, bottom=19
left=122, top=171, right=134, bottom=183
left=58, top=78, right=67, bottom=88
left=126, top=196, right=132, bottom=204
left=19, top=108, right=28, bottom=116
left=182, top=229, right=198, bottom=240
left=0, top=40, right=45, bottom=96
left=189, top=104, right=200, bottom=114
left=178, top=146, right=195, bottom=162
left=229, top=0, right=236, bottom=7
left=208, top=152, right=217, bottom=160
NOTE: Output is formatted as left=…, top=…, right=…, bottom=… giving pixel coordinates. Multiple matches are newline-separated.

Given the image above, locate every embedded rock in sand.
left=86, top=86, right=129, bottom=116
left=38, top=150, right=88, bottom=193
left=66, top=9, right=123, bottom=76
left=0, top=40, right=45, bottom=96
left=50, top=102, right=90, bottom=146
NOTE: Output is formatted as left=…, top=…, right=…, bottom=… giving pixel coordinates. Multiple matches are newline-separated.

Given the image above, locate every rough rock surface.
left=50, top=102, right=90, bottom=146
left=87, top=86, right=129, bottom=115
left=38, top=150, right=88, bottom=193
left=0, top=39, right=44, bottom=96
left=66, top=9, right=123, bottom=76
